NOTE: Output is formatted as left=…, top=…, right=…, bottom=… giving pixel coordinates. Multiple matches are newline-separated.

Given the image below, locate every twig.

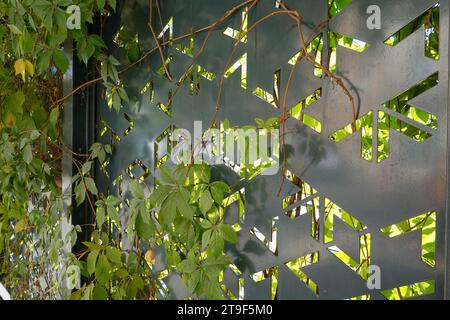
left=148, top=0, right=172, bottom=81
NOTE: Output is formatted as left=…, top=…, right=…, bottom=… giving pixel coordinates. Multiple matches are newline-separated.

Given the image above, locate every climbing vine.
left=0, top=0, right=403, bottom=300
left=0, top=0, right=240, bottom=300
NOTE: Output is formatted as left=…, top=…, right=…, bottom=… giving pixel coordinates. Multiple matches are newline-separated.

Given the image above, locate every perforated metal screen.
left=93, top=0, right=450, bottom=300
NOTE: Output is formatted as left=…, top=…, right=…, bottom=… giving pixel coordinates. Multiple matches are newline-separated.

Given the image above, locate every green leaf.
left=204, top=281, right=225, bottom=300
left=37, top=51, right=52, bottom=73
left=90, top=142, right=107, bottom=164
left=106, top=203, right=119, bottom=223
left=117, top=87, right=129, bottom=103
left=22, top=144, right=33, bottom=164
left=176, top=188, right=194, bottom=220
left=108, top=0, right=117, bottom=10
left=66, top=265, right=80, bottom=290
left=200, top=219, right=213, bottom=229
left=105, top=195, right=121, bottom=207
left=87, top=250, right=99, bottom=275
left=126, top=276, right=144, bottom=298
left=30, top=130, right=40, bottom=140
left=178, top=258, right=197, bottom=274
left=255, top=118, right=265, bottom=127
left=6, top=91, right=25, bottom=116
left=129, top=180, right=145, bottom=200
left=85, top=177, right=98, bottom=195
left=83, top=242, right=104, bottom=251
left=96, top=207, right=106, bottom=229
left=97, top=0, right=106, bottom=10
left=75, top=182, right=86, bottom=205
left=104, top=144, right=112, bottom=154
left=165, top=247, right=181, bottom=267
left=7, top=24, right=22, bottom=35
left=14, top=218, right=27, bottom=233
left=210, top=181, right=231, bottom=204
left=112, top=92, right=121, bottom=111
left=82, top=161, right=92, bottom=175
left=116, top=268, right=129, bottom=279
left=108, top=55, right=121, bottom=66
left=28, top=14, right=37, bottom=31
left=106, top=247, right=122, bottom=265
left=194, top=164, right=211, bottom=183
left=159, top=194, right=178, bottom=226
left=202, top=229, right=212, bottom=249
left=149, top=185, right=172, bottom=207
left=23, top=32, right=36, bottom=53
left=158, top=164, right=175, bottom=185
left=219, top=224, right=237, bottom=244
left=199, top=190, right=214, bottom=215
left=208, top=231, right=224, bottom=257
left=95, top=255, right=112, bottom=285
left=190, top=184, right=207, bottom=202
left=93, top=285, right=108, bottom=300
left=89, top=34, right=106, bottom=49
left=188, top=270, right=201, bottom=292
left=204, top=254, right=231, bottom=269
left=186, top=223, right=197, bottom=247
left=52, top=49, right=69, bottom=73
left=135, top=211, right=154, bottom=240
left=126, top=41, right=141, bottom=62
left=49, top=107, right=60, bottom=127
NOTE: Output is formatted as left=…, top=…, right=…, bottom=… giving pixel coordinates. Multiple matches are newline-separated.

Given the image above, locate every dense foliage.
left=0, top=0, right=237, bottom=300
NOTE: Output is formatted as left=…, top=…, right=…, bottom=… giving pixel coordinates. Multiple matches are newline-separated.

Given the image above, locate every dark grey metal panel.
left=95, top=0, right=450, bottom=300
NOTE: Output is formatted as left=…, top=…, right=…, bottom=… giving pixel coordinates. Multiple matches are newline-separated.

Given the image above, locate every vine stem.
left=148, top=0, right=173, bottom=81
left=167, top=0, right=259, bottom=108
left=53, top=0, right=257, bottom=108
left=276, top=1, right=357, bottom=194
left=211, top=8, right=299, bottom=127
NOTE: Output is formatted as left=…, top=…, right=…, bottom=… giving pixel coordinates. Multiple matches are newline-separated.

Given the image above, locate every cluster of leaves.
left=0, top=0, right=135, bottom=299
left=0, top=0, right=238, bottom=300
left=70, top=164, right=236, bottom=300
left=151, top=164, right=236, bottom=299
